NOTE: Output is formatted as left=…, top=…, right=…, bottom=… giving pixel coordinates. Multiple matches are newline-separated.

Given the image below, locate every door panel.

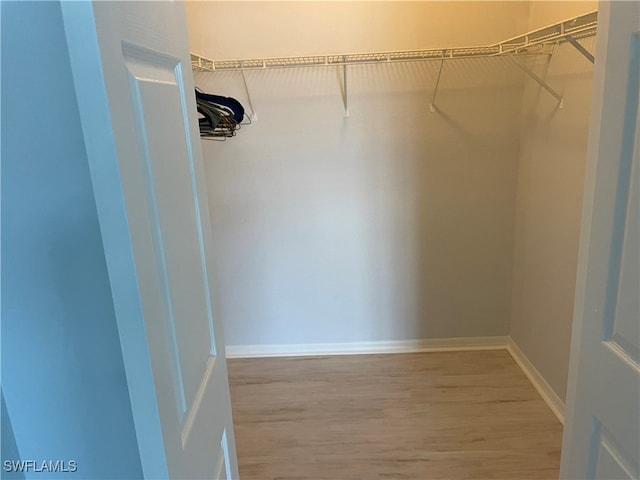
left=61, top=2, right=238, bottom=478
left=125, top=48, right=214, bottom=412
left=590, top=421, right=638, bottom=479
left=561, top=2, right=640, bottom=478
left=604, top=59, right=639, bottom=364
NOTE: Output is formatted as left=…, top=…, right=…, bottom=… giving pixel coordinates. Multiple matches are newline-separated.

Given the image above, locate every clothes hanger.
left=196, top=98, right=237, bottom=140
left=195, top=89, right=245, bottom=124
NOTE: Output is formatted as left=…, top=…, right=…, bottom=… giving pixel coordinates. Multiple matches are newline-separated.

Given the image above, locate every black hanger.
left=195, top=90, right=245, bottom=124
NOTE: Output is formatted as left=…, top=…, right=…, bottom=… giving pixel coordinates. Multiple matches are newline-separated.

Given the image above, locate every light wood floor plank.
left=228, top=350, right=562, bottom=479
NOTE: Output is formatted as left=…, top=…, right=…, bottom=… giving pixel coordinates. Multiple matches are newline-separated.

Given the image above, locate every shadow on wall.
left=510, top=35, right=596, bottom=401
left=196, top=56, right=525, bottom=346
left=1, top=391, right=25, bottom=480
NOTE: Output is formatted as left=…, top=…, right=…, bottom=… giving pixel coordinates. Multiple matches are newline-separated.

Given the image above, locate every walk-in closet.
left=6, top=1, right=638, bottom=478
left=183, top=1, right=598, bottom=478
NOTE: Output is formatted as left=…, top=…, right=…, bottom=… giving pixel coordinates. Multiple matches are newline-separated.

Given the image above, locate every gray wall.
left=510, top=1, right=596, bottom=402
left=196, top=59, right=524, bottom=346
left=1, top=2, right=142, bottom=477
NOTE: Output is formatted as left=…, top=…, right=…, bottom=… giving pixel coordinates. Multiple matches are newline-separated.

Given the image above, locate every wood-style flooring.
left=228, top=350, right=563, bottom=480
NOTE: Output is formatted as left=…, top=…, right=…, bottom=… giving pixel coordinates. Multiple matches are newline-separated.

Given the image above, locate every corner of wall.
left=507, top=0, right=596, bottom=413
left=506, top=337, right=565, bottom=424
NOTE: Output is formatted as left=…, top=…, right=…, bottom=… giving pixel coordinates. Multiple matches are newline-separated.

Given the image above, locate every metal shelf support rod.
left=508, top=56, right=564, bottom=108
left=430, top=55, right=446, bottom=113
left=565, top=35, right=595, bottom=63
left=342, top=56, right=349, bottom=117
left=240, top=67, right=258, bottom=121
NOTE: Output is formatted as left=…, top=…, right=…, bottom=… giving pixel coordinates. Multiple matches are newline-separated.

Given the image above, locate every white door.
left=561, top=1, right=639, bottom=478
left=60, top=2, right=239, bottom=479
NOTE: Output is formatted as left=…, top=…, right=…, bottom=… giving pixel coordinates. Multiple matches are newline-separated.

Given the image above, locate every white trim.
left=225, top=336, right=509, bottom=358
left=506, top=338, right=565, bottom=424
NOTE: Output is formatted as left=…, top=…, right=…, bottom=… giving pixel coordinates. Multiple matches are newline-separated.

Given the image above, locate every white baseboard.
left=225, top=336, right=509, bottom=358
left=506, top=337, right=565, bottom=424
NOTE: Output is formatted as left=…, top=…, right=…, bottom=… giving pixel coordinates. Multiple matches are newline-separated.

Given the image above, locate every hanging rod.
left=191, top=11, right=597, bottom=72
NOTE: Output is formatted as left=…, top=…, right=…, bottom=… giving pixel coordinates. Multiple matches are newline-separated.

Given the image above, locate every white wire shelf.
left=191, top=10, right=597, bottom=72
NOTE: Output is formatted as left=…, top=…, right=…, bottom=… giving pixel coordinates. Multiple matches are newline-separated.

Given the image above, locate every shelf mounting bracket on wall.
left=341, top=56, right=349, bottom=117
left=508, top=55, right=564, bottom=109
left=565, top=35, right=595, bottom=64
left=430, top=53, right=446, bottom=113
left=240, top=65, right=258, bottom=121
